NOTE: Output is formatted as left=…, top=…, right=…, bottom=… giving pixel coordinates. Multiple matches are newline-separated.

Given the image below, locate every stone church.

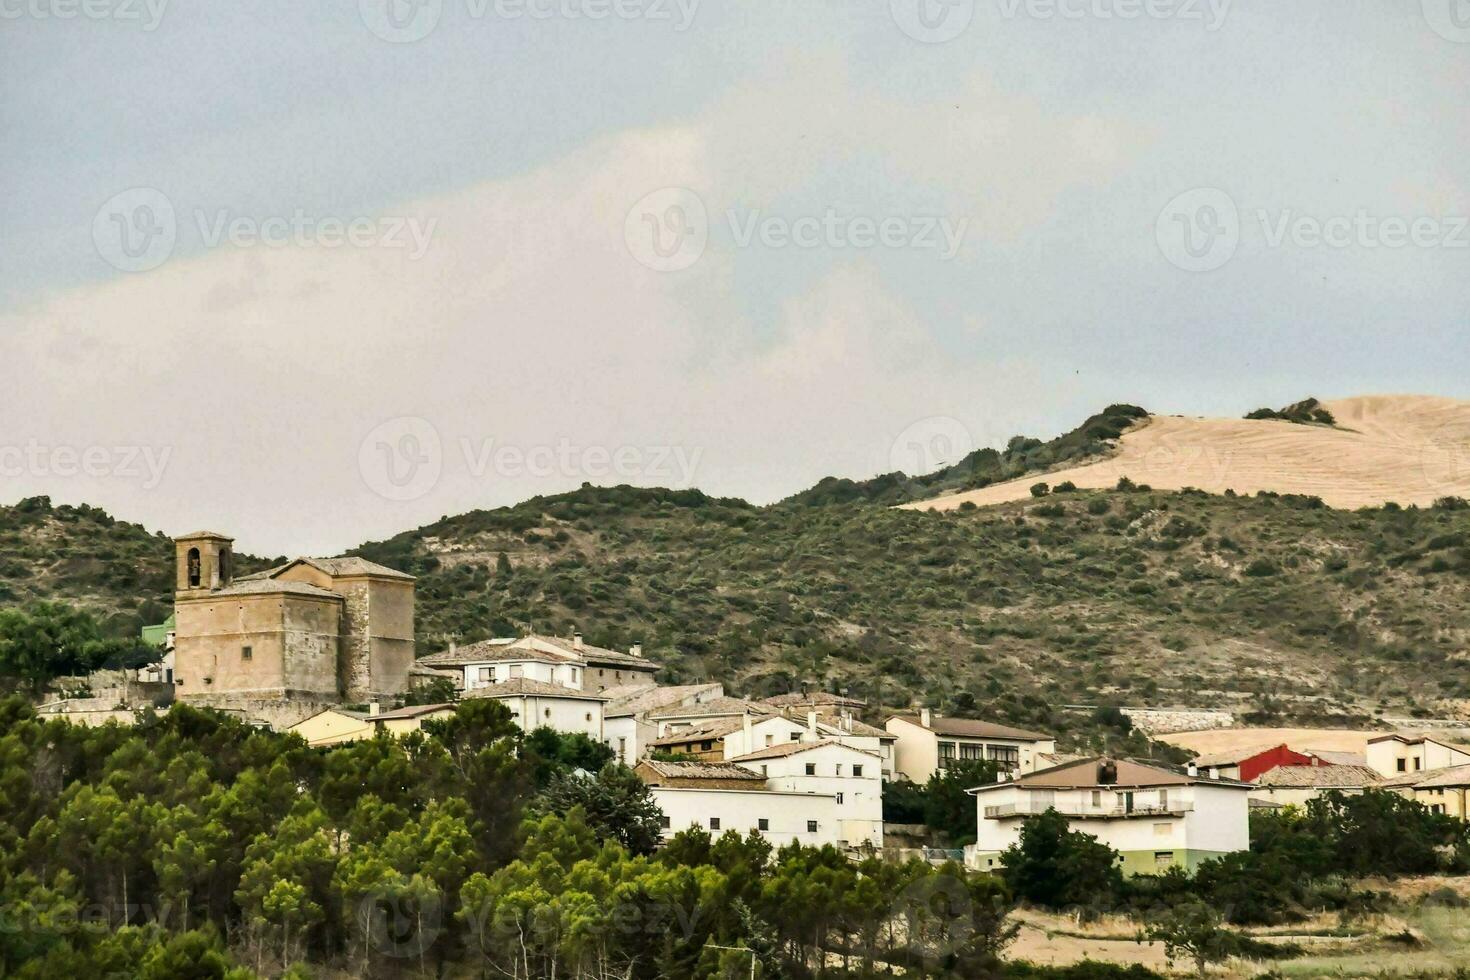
left=172, top=531, right=414, bottom=722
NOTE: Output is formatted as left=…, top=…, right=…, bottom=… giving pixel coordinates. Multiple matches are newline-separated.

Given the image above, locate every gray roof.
left=648, top=697, right=774, bottom=720
left=418, top=640, right=575, bottom=668
left=729, top=741, right=880, bottom=763
left=890, top=714, right=1052, bottom=742
left=240, top=556, right=414, bottom=582
left=212, top=579, right=343, bottom=600
left=605, top=684, right=723, bottom=719
left=763, top=692, right=868, bottom=709
left=462, top=678, right=610, bottom=701
left=649, top=717, right=748, bottom=746
left=1254, top=764, right=1382, bottom=788
left=1408, top=764, right=1470, bottom=789
left=639, top=759, right=764, bottom=780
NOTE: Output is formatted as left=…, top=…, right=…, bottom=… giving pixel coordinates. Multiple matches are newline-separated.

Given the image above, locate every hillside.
left=907, top=395, right=1470, bottom=512
left=0, top=496, right=270, bottom=637
left=348, top=483, right=1470, bottom=733
left=3, top=398, right=1469, bottom=741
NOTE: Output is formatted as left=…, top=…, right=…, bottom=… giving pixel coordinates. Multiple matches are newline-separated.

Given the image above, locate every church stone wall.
left=175, top=593, right=341, bottom=700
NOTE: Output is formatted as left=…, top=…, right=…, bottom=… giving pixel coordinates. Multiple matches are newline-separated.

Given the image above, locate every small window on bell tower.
left=187, top=548, right=201, bottom=588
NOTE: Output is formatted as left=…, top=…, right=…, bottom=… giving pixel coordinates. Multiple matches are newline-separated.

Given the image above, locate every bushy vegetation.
left=1245, top=397, right=1337, bottom=427
left=0, top=602, right=158, bottom=692
left=883, top=760, right=1003, bottom=844
left=784, top=404, right=1149, bottom=507
left=8, top=481, right=1470, bottom=729
left=0, top=697, right=1026, bottom=978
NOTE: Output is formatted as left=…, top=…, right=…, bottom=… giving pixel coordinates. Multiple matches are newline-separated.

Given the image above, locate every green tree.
left=924, top=759, right=1001, bottom=844
left=1000, top=809, right=1124, bottom=910
left=531, top=763, right=664, bottom=855
left=1141, top=901, right=1231, bottom=977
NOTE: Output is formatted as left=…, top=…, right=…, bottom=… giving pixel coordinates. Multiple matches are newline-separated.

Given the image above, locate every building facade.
left=172, top=532, right=415, bottom=720
left=1367, top=734, right=1470, bottom=777
left=967, top=757, right=1251, bottom=876
left=887, top=710, right=1055, bottom=783
left=728, top=741, right=884, bottom=848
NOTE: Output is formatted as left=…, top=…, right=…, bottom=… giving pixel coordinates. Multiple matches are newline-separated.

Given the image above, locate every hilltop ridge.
left=905, top=395, right=1470, bottom=513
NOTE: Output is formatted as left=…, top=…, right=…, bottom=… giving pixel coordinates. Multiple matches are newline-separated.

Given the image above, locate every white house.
left=728, top=741, right=884, bottom=848
left=887, top=709, right=1056, bottom=783
left=636, top=759, right=843, bottom=849
left=463, top=678, right=609, bottom=741
left=414, top=633, right=660, bottom=696
left=966, top=757, right=1251, bottom=876
left=1367, top=733, right=1470, bottom=778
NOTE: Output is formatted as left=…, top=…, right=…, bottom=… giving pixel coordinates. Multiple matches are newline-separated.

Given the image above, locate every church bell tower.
left=175, top=531, right=235, bottom=596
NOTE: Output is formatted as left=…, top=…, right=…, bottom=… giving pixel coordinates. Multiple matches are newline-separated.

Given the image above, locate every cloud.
left=0, top=59, right=1150, bottom=555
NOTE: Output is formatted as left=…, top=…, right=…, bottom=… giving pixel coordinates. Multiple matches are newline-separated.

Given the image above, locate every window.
left=478, top=667, right=492, bottom=682
left=659, top=815, right=671, bottom=829
left=806, top=820, right=818, bottom=833
left=760, top=765, right=768, bottom=776
left=1158, top=790, right=1169, bottom=808
left=1091, top=790, right=1103, bottom=808
left=938, top=742, right=956, bottom=768
left=805, top=763, right=816, bottom=776
left=544, top=708, right=552, bottom=719
left=1414, top=758, right=1422, bottom=771
left=960, top=743, right=983, bottom=761
left=241, top=646, right=252, bottom=661
left=836, top=793, right=844, bottom=804
left=617, top=737, right=626, bottom=761
left=790, top=732, right=802, bottom=742
left=585, top=712, right=592, bottom=722
left=709, top=818, right=720, bottom=830
left=755, top=817, right=769, bottom=831
left=701, top=740, right=713, bottom=751
left=1397, top=759, right=1407, bottom=772
left=1154, top=852, right=1174, bottom=870
left=765, top=734, right=774, bottom=746
left=187, top=547, right=201, bottom=587
left=835, top=764, right=843, bottom=776
left=852, top=765, right=863, bottom=778
left=986, top=745, right=1021, bottom=768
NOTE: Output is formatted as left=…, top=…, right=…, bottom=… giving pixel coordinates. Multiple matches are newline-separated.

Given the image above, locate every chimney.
left=1097, top=760, right=1118, bottom=785
left=369, top=700, right=381, bottom=717
left=1208, top=766, right=1220, bottom=781
left=449, top=639, right=457, bottom=655
left=573, top=631, right=584, bottom=651
left=630, top=642, right=643, bottom=659
left=806, top=710, right=818, bottom=742
left=919, top=706, right=932, bottom=728
left=1186, top=763, right=1198, bottom=777
left=743, top=712, right=753, bottom=746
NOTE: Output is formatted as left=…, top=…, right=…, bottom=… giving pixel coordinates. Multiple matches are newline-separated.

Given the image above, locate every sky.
left=1, top=0, right=1467, bottom=556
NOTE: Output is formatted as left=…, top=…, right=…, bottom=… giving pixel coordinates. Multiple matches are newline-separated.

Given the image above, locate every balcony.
left=983, top=802, right=1193, bottom=820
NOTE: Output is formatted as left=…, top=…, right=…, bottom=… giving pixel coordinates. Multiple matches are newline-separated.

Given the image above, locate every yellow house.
left=1384, top=764, right=1470, bottom=817
left=289, top=703, right=456, bottom=747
